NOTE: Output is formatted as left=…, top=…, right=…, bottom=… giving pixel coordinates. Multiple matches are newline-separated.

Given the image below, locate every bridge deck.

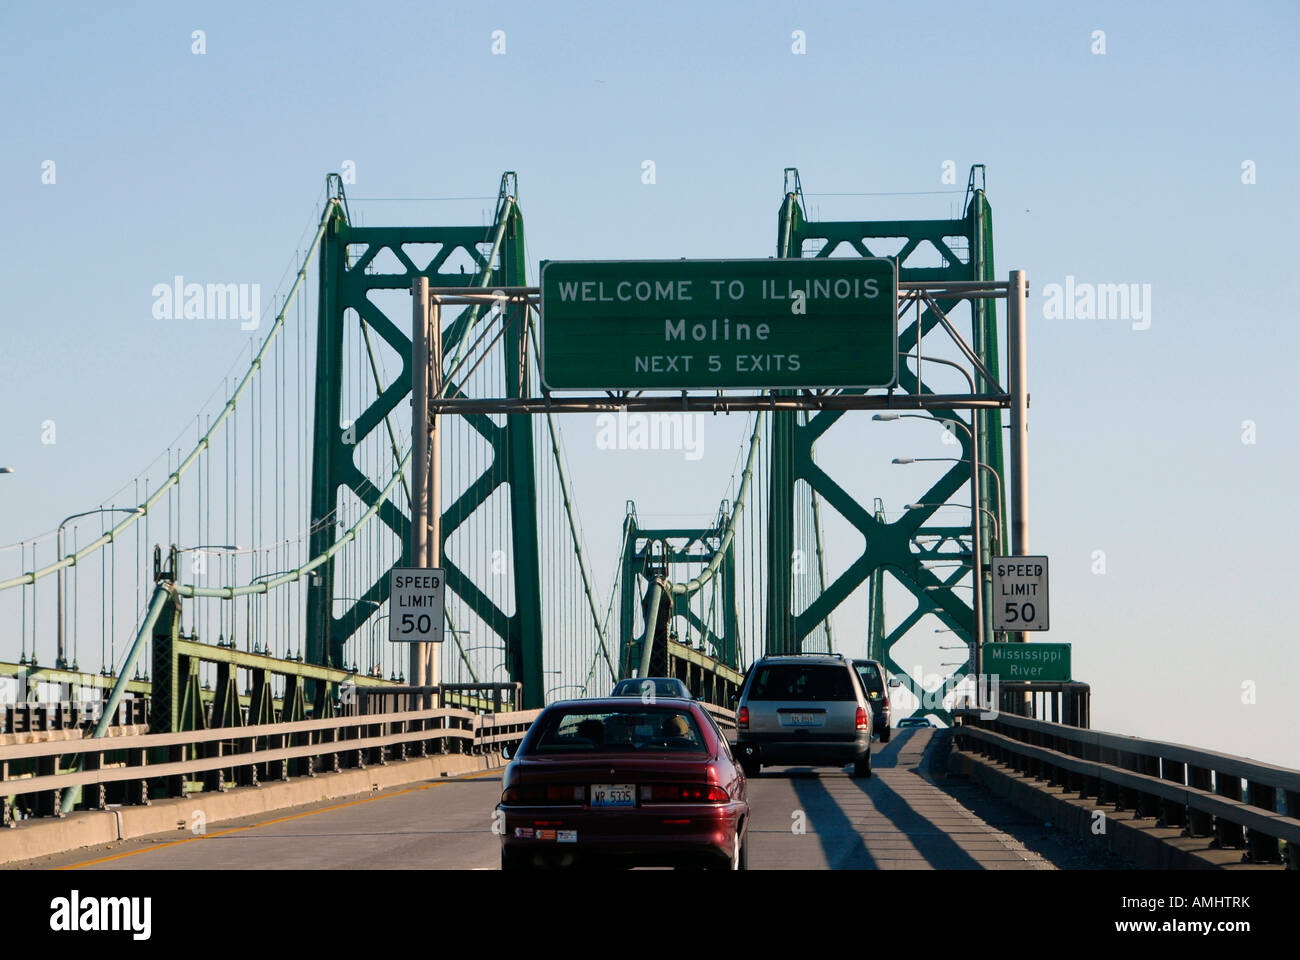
left=749, top=729, right=1051, bottom=869
left=24, top=731, right=1063, bottom=870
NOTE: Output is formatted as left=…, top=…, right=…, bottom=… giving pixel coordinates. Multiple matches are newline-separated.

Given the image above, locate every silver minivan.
left=733, top=654, right=873, bottom=778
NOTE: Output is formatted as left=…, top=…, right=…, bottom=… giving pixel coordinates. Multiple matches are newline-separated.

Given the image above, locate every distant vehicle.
left=897, top=716, right=935, bottom=729
left=609, top=677, right=693, bottom=700
left=733, top=653, right=873, bottom=779
left=852, top=658, right=891, bottom=743
left=497, top=697, right=748, bottom=870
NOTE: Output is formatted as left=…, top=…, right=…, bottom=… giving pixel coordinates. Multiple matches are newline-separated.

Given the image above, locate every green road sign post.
left=539, top=258, right=898, bottom=390
left=984, top=641, right=1071, bottom=681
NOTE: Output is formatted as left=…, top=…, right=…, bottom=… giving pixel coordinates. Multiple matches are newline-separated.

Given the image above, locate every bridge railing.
left=0, top=704, right=541, bottom=827
left=353, top=683, right=525, bottom=716
left=3, top=698, right=148, bottom=738
left=992, top=681, right=1091, bottom=728
left=953, top=709, right=1300, bottom=868
left=701, top=702, right=737, bottom=732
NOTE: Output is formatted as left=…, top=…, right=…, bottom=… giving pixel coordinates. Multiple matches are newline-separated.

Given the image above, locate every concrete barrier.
left=948, top=748, right=1278, bottom=870
left=1, top=751, right=504, bottom=867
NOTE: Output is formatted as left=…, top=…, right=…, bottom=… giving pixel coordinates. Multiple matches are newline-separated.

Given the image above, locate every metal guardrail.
left=953, top=710, right=1300, bottom=868
left=0, top=705, right=541, bottom=826
left=354, top=683, right=525, bottom=715
left=3, top=699, right=148, bottom=737
left=992, top=681, right=1091, bottom=728
left=702, top=703, right=738, bottom=732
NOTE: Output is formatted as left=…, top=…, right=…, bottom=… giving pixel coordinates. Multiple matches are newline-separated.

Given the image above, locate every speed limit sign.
left=388, top=567, right=446, bottom=642
left=991, top=556, right=1049, bottom=631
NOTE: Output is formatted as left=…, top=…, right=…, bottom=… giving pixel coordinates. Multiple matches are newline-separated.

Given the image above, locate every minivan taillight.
left=737, top=706, right=749, bottom=729
left=855, top=706, right=870, bottom=731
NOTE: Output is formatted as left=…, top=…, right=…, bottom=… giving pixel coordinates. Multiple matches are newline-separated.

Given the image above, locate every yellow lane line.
left=58, top=769, right=502, bottom=870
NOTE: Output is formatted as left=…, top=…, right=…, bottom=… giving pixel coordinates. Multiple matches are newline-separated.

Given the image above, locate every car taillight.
left=501, top=784, right=583, bottom=804
left=737, top=706, right=749, bottom=729
left=639, top=784, right=730, bottom=803
left=855, top=706, right=870, bottom=731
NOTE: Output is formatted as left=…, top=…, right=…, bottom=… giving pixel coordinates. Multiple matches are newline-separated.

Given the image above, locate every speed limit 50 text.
left=991, top=556, right=1049, bottom=631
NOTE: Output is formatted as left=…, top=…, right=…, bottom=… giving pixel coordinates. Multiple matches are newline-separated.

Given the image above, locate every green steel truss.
left=618, top=504, right=740, bottom=680
left=768, top=167, right=1007, bottom=719
left=306, top=173, right=546, bottom=706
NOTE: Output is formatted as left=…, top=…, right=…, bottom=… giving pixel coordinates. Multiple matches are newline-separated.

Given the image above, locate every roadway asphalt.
left=22, top=729, right=1058, bottom=870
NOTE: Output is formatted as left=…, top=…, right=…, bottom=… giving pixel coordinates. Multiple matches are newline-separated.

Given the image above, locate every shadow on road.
left=847, top=773, right=983, bottom=869
left=787, top=774, right=878, bottom=869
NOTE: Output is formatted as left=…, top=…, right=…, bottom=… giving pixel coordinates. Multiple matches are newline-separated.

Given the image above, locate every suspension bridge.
left=2, top=167, right=1296, bottom=871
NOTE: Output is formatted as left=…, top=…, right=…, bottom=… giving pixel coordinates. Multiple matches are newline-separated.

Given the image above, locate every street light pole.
left=174, top=543, right=241, bottom=585
left=878, top=413, right=986, bottom=677
left=56, top=508, right=143, bottom=670
left=369, top=614, right=389, bottom=675
left=893, top=457, right=1004, bottom=547
left=909, top=504, right=1000, bottom=554
left=429, top=292, right=443, bottom=691
left=330, top=597, right=380, bottom=670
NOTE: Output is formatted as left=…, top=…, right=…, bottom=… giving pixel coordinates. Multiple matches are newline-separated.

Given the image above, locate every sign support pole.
left=971, top=414, right=984, bottom=679
left=428, top=295, right=442, bottom=692
left=411, top=277, right=430, bottom=698
left=1007, top=269, right=1029, bottom=645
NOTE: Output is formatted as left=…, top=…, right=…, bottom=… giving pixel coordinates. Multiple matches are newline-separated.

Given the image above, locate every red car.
left=497, top=697, right=749, bottom=870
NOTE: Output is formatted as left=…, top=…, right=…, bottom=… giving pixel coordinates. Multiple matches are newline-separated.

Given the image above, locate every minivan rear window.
left=855, top=662, right=884, bottom=699
left=747, top=664, right=856, bottom=701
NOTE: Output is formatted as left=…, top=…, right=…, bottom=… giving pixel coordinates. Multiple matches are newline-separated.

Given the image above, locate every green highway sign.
left=539, top=258, right=898, bottom=390
left=983, top=642, right=1072, bottom=682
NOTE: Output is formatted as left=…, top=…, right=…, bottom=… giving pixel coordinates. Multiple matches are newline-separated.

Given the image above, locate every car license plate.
left=785, top=712, right=821, bottom=726
left=590, top=784, right=636, bottom=807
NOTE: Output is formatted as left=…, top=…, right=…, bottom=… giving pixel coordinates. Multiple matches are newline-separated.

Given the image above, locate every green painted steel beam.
left=303, top=174, right=547, bottom=707
left=666, top=639, right=744, bottom=686
left=618, top=512, right=639, bottom=677
left=172, top=639, right=393, bottom=687
left=499, top=200, right=545, bottom=708
left=0, top=662, right=151, bottom=696
left=633, top=527, right=725, bottom=541
left=769, top=167, right=1007, bottom=692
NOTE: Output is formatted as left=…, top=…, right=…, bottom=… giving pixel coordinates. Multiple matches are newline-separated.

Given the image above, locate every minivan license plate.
left=591, top=784, right=636, bottom=807
left=786, top=712, right=820, bottom=726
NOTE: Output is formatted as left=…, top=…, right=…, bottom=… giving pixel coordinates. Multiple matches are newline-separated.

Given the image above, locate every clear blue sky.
left=2, top=2, right=1297, bottom=764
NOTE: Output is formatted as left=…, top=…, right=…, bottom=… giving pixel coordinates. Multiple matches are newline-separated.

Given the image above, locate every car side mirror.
left=887, top=678, right=901, bottom=688
left=501, top=744, right=513, bottom=760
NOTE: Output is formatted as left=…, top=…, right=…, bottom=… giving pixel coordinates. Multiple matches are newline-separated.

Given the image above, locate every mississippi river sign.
left=539, top=258, right=898, bottom=390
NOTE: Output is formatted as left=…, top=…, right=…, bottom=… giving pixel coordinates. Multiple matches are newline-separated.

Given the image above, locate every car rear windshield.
left=529, top=707, right=707, bottom=754
left=610, top=678, right=685, bottom=699
left=747, top=664, right=856, bottom=702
